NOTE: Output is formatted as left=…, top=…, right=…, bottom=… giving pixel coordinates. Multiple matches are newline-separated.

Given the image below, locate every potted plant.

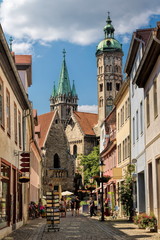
left=133, top=213, right=157, bottom=231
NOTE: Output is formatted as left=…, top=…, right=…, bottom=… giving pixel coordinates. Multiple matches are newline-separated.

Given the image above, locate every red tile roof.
left=38, top=112, right=55, bottom=148
left=73, top=111, right=98, bottom=136
left=15, top=55, right=32, bottom=64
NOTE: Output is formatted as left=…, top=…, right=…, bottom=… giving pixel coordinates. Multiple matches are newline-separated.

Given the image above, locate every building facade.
left=135, top=22, right=160, bottom=228
left=124, top=28, right=153, bottom=214
left=0, top=25, right=33, bottom=238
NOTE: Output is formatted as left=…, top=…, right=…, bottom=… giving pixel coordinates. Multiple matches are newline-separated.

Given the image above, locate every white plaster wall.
left=144, top=56, right=160, bottom=218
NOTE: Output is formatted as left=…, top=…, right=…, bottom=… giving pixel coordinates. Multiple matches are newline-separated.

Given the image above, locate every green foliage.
left=118, top=173, right=133, bottom=218
left=80, top=146, right=100, bottom=185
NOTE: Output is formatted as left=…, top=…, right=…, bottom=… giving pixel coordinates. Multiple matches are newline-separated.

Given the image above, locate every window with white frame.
left=146, top=92, right=150, bottom=127
left=153, top=77, right=158, bottom=118
left=140, top=101, right=143, bottom=134
left=136, top=110, right=139, bottom=140
left=133, top=117, right=135, bottom=144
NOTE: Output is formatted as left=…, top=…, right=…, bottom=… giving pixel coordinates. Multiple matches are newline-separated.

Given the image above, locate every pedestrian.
left=59, top=196, right=66, bottom=217
left=70, top=198, right=75, bottom=216
left=89, top=197, right=96, bottom=217
left=75, top=196, right=81, bottom=216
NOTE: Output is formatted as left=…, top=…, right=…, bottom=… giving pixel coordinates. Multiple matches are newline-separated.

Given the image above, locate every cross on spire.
left=108, top=11, right=110, bottom=17
left=9, top=36, right=13, bottom=52
left=63, top=49, right=66, bottom=59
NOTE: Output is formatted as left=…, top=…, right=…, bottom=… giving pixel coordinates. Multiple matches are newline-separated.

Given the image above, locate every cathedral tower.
left=50, top=49, right=78, bottom=126
left=96, top=13, right=123, bottom=124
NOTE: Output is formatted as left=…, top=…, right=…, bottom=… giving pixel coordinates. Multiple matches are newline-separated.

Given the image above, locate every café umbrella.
left=61, top=191, right=74, bottom=196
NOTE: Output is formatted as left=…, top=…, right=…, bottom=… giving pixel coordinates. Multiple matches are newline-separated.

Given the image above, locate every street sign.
left=20, top=152, right=30, bottom=173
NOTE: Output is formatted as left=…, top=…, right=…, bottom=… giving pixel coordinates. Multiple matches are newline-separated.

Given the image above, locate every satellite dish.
left=132, top=158, right=137, bottom=164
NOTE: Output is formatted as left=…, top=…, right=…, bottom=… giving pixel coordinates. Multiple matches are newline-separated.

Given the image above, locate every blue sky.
left=0, top=0, right=160, bottom=115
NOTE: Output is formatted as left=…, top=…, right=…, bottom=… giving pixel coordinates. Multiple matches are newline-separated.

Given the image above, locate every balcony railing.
left=49, top=168, right=68, bottom=178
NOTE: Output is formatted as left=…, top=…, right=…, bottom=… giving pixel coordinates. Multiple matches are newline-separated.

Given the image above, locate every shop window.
left=0, top=163, right=10, bottom=229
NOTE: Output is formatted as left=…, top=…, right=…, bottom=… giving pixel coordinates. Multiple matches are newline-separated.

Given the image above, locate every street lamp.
left=99, top=158, right=105, bottom=221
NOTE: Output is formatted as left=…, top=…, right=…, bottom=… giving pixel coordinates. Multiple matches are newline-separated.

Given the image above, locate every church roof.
left=73, top=111, right=98, bottom=136
left=38, top=111, right=55, bottom=148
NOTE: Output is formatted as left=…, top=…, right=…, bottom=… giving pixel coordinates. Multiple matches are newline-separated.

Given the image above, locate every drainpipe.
left=22, top=109, right=31, bottom=151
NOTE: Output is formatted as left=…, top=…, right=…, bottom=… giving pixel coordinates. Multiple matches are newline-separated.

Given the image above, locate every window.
left=107, top=82, right=112, bottom=91
left=18, top=111, right=22, bottom=148
left=121, top=106, right=124, bottom=125
left=14, top=103, right=17, bottom=144
left=100, top=84, right=103, bottom=92
left=146, top=93, right=150, bottom=127
left=128, top=136, right=130, bottom=157
left=153, top=77, right=158, bottom=118
left=54, top=154, right=60, bottom=168
left=118, top=112, right=120, bottom=130
left=133, top=117, right=135, bottom=144
left=0, top=78, right=4, bottom=127
left=73, top=145, right=77, bottom=157
left=118, top=144, right=121, bottom=163
left=140, top=101, right=143, bottom=134
left=6, top=89, right=11, bottom=135
left=136, top=110, right=139, bottom=140
left=125, top=101, right=128, bottom=120
left=125, top=138, right=127, bottom=159
left=127, top=98, right=130, bottom=118
left=116, top=83, right=120, bottom=91
left=123, top=140, right=125, bottom=160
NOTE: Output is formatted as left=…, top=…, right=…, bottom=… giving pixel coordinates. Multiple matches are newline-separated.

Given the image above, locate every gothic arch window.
left=99, top=98, right=103, bottom=107
left=106, top=65, right=109, bottom=72
left=99, top=83, right=103, bottom=92
left=53, top=154, right=60, bottom=168
left=107, top=82, right=112, bottom=91
left=73, top=145, right=77, bottom=157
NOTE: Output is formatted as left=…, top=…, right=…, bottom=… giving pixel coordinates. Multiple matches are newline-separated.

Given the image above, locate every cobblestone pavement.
left=2, top=212, right=160, bottom=240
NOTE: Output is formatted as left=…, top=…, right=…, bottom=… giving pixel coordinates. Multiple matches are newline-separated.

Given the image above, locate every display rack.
left=46, top=191, right=60, bottom=232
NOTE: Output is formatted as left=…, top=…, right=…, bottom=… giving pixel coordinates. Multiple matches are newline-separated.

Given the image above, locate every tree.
left=118, top=173, right=133, bottom=220
left=80, top=146, right=100, bottom=185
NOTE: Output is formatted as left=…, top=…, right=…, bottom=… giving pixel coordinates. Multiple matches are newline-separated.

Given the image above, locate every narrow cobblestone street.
left=2, top=212, right=160, bottom=240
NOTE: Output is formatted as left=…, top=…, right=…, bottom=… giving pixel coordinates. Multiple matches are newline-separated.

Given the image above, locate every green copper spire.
left=57, top=49, right=71, bottom=95
left=96, top=12, right=122, bottom=54
left=51, top=81, right=57, bottom=97
left=71, top=80, right=77, bottom=97
left=104, top=12, right=115, bottom=38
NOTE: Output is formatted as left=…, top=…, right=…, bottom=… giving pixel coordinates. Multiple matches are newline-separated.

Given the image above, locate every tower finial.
left=63, top=49, right=66, bottom=59
left=108, top=11, right=110, bottom=18
left=9, top=36, right=13, bottom=52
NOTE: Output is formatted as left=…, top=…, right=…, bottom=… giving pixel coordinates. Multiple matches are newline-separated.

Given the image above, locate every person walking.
left=70, top=198, right=75, bottom=216
left=89, top=197, right=96, bottom=217
left=75, top=196, right=81, bottom=216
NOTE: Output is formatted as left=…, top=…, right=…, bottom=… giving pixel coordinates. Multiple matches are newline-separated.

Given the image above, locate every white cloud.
left=12, top=40, right=34, bottom=54
left=0, top=0, right=160, bottom=50
left=78, top=105, right=98, bottom=114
